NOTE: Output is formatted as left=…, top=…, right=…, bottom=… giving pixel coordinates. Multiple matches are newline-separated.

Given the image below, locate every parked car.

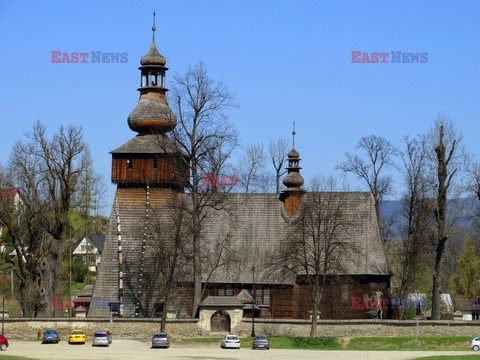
left=42, top=330, right=60, bottom=344
left=151, top=332, right=170, bottom=348
left=252, top=335, right=270, bottom=350
left=0, top=335, right=8, bottom=351
left=471, top=337, right=480, bottom=351
left=69, top=329, right=86, bottom=344
left=92, top=330, right=112, bottom=347
left=221, top=334, right=240, bottom=349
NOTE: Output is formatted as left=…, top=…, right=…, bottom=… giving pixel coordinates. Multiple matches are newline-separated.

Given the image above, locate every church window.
left=341, top=284, right=348, bottom=302
left=263, top=288, right=270, bottom=306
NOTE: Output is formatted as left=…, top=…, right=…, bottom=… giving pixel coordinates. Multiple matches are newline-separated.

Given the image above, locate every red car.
left=0, top=334, right=8, bottom=351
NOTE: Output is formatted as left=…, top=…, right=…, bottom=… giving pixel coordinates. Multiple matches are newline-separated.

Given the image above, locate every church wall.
left=294, top=275, right=391, bottom=320
left=176, top=275, right=389, bottom=321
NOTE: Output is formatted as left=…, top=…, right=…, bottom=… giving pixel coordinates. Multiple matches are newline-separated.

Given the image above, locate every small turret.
left=282, top=123, right=305, bottom=216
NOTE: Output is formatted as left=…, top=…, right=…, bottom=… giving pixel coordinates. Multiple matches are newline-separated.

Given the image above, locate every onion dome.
left=127, top=93, right=176, bottom=134
left=287, top=148, right=300, bottom=159
left=283, top=169, right=305, bottom=188
left=141, top=42, right=166, bottom=66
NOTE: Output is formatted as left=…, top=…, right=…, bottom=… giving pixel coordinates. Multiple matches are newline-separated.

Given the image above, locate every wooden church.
left=89, top=19, right=391, bottom=321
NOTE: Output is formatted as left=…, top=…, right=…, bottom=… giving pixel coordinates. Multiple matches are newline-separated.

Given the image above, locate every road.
left=4, top=340, right=474, bottom=360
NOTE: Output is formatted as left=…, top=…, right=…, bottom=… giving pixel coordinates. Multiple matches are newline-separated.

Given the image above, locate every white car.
left=221, top=335, right=240, bottom=349
left=471, top=337, right=480, bottom=351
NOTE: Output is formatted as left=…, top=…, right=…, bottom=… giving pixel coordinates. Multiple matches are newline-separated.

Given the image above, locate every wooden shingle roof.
left=202, top=192, right=390, bottom=284
left=110, top=134, right=179, bottom=154
left=199, top=296, right=244, bottom=307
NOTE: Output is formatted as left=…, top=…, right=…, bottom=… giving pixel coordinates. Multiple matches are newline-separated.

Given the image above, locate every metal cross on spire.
left=292, top=121, right=296, bottom=149
left=152, top=11, right=156, bottom=43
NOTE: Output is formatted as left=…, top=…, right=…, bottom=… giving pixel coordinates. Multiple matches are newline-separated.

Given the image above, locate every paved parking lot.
left=4, top=340, right=474, bottom=360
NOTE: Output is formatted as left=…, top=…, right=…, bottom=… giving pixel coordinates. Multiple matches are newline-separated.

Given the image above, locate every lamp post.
left=250, top=265, right=256, bottom=338
left=2, top=269, right=5, bottom=336
left=69, top=243, right=72, bottom=318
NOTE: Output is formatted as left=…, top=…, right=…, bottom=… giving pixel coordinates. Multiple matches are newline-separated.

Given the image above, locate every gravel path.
left=4, top=340, right=474, bottom=360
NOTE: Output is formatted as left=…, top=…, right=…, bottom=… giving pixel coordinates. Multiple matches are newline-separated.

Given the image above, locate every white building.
left=72, top=234, right=105, bottom=272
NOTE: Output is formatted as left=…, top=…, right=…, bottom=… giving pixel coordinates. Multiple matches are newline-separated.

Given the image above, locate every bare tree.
left=75, top=148, right=107, bottom=236
left=0, top=160, right=45, bottom=316
left=74, top=148, right=107, bottom=284
left=336, top=135, right=398, bottom=241
left=426, top=114, right=464, bottom=320
left=467, top=161, right=480, bottom=201
left=269, top=137, right=289, bottom=194
left=17, top=121, right=85, bottom=317
left=148, top=195, right=189, bottom=330
left=269, top=176, right=351, bottom=337
left=170, top=61, right=238, bottom=317
left=395, top=136, right=432, bottom=318
left=234, top=142, right=268, bottom=193
left=466, top=160, right=480, bottom=221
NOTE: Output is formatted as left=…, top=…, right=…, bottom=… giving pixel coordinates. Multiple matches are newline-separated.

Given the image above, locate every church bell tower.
left=110, top=13, right=188, bottom=190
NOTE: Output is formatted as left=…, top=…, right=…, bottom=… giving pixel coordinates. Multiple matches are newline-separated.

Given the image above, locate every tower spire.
left=152, top=11, right=156, bottom=43
left=292, top=121, right=296, bottom=149
left=127, top=14, right=175, bottom=135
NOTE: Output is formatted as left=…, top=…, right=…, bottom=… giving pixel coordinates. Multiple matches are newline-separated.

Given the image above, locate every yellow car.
left=68, top=329, right=86, bottom=344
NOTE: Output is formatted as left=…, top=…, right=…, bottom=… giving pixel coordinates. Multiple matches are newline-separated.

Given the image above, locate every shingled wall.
left=89, top=187, right=179, bottom=317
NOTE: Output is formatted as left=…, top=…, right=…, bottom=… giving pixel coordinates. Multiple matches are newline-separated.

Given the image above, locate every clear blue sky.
left=1, top=0, right=479, bottom=212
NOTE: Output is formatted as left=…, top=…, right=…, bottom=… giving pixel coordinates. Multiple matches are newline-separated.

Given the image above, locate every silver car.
left=471, top=337, right=480, bottom=351
left=152, top=332, right=170, bottom=348
left=221, top=334, right=240, bottom=349
left=92, top=330, right=112, bottom=347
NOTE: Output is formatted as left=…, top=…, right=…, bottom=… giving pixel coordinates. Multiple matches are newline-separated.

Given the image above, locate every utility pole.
left=10, top=268, right=13, bottom=295
left=250, top=265, right=256, bottom=337
left=69, top=227, right=72, bottom=318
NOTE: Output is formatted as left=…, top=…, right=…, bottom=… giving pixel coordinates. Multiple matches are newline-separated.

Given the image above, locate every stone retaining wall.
left=3, top=318, right=480, bottom=340
left=3, top=318, right=199, bottom=340
left=238, top=319, right=480, bottom=337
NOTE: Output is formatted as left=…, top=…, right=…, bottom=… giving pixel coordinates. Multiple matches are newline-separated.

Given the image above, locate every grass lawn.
left=345, top=336, right=472, bottom=351
left=179, top=336, right=342, bottom=349
left=413, top=357, right=480, bottom=360
left=181, top=335, right=472, bottom=351
left=0, top=356, right=37, bottom=360
left=268, top=336, right=342, bottom=350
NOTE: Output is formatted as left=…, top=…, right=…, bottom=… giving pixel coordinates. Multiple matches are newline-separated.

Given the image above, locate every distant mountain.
left=380, top=197, right=480, bottom=240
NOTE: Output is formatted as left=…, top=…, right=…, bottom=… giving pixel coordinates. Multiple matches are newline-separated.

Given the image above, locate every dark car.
left=252, top=335, right=270, bottom=350
left=151, top=332, right=170, bottom=348
left=0, top=335, right=8, bottom=351
left=42, top=330, right=60, bottom=344
left=92, top=330, right=112, bottom=347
